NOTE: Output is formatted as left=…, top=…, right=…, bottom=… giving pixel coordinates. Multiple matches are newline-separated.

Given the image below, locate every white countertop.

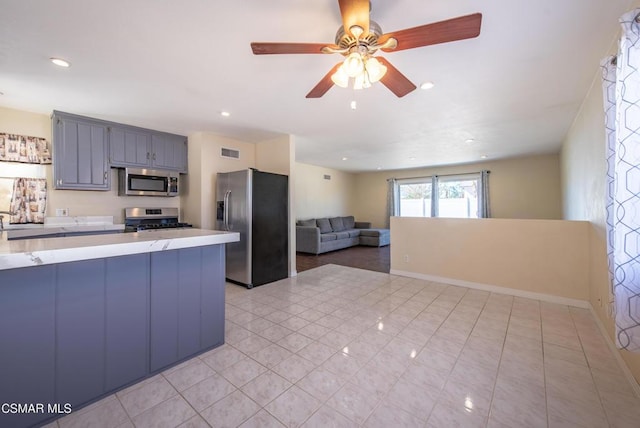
left=5, top=224, right=125, bottom=239
left=0, top=228, right=240, bottom=271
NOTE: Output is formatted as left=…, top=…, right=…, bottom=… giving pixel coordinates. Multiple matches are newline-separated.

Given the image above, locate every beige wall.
left=294, top=162, right=357, bottom=220
left=560, top=22, right=640, bottom=382
left=0, top=106, right=178, bottom=224
left=182, top=132, right=256, bottom=229
left=353, top=153, right=562, bottom=228
left=390, top=217, right=590, bottom=301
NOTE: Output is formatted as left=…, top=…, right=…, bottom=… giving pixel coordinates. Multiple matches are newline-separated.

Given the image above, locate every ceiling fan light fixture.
left=365, top=57, right=387, bottom=83
left=353, top=73, right=372, bottom=90
left=343, top=52, right=364, bottom=77
left=331, top=65, right=349, bottom=88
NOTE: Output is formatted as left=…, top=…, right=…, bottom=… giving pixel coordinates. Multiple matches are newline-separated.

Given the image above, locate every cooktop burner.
left=124, top=207, right=193, bottom=232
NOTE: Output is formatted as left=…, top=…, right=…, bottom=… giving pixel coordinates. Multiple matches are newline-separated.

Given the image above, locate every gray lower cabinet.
left=52, top=111, right=110, bottom=190
left=56, top=259, right=107, bottom=407
left=105, top=255, right=149, bottom=391
left=0, top=245, right=224, bottom=428
left=0, top=265, right=56, bottom=428
left=150, top=245, right=224, bottom=372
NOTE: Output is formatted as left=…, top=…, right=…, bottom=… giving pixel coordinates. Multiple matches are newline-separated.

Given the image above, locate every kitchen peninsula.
left=0, top=229, right=239, bottom=428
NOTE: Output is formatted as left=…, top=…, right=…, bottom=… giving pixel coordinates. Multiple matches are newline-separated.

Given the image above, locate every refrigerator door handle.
left=223, top=190, right=231, bottom=230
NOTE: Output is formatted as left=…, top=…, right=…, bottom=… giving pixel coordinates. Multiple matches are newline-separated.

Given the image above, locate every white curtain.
left=601, top=56, right=617, bottom=311
left=386, top=178, right=398, bottom=229
left=602, top=9, right=640, bottom=351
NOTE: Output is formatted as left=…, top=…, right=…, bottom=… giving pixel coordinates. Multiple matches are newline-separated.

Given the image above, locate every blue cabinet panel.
left=56, top=259, right=106, bottom=406
left=149, top=251, right=179, bottom=372
left=109, top=127, right=151, bottom=168
left=178, top=248, right=202, bottom=359
left=201, top=245, right=225, bottom=349
left=52, top=111, right=109, bottom=190
left=105, top=254, right=149, bottom=391
left=0, top=266, right=56, bottom=428
left=0, top=244, right=225, bottom=427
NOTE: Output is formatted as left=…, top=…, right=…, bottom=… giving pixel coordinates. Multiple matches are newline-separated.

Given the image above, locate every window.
left=396, top=173, right=483, bottom=219
left=437, top=174, right=481, bottom=218
left=398, top=179, right=432, bottom=217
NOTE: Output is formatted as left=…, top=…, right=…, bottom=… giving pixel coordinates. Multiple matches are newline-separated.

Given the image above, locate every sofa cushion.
left=320, top=233, right=337, bottom=242
left=347, top=229, right=360, bottom=238
left=297, top=219, right=316, bottom=227
left=342, top=216, right=355, bottom=229
left=329, top=217, right=345, bottom=232
left=316, top=218, right=332, bottom=233
left=334, top=231, right=350, bottom=240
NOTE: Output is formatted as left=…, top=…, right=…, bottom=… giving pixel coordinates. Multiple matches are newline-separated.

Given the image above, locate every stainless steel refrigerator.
left=216, top=169, right=289, bottom=288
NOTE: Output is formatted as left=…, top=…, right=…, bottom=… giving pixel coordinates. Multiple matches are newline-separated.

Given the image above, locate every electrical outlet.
left=404, top=254, right=410, bottom=263
left=55, top=208, right=69, bottom=217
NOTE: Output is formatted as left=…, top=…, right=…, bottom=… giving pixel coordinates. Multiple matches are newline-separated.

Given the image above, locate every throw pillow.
left=316, top=218, right=333, bottom=233
left=297, top=219, right=316, bottom=227
left=329, top=217, right=345, bottom=232
left=342, top=216, right=355, bottom=229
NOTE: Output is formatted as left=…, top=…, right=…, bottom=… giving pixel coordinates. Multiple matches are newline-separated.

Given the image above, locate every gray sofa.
left=296, top=216, right=372, bottom=255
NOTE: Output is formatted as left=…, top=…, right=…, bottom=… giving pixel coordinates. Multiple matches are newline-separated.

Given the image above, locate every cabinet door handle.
left=147, top=152, right=150, bottom=160
left=152, top=153, right=156, bottom=161
left=104, top=171, right=108, bottom=180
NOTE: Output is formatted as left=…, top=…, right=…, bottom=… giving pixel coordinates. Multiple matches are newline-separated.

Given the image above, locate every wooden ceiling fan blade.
left=377, top=57, right=416, bottom=97
left=338, top=0, right=370, bottom=37
left=306, top=63, right=343, bottom=98
left=251, top=42, right=338, bottom=55
left=378, top=13, right=482, bottom=52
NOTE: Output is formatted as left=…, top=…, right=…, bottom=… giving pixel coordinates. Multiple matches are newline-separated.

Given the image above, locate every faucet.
left=0, top=211, right=16, bottom=231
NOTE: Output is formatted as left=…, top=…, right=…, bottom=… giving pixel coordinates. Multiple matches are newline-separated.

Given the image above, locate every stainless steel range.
left=124, top=207, right=192, bottom=232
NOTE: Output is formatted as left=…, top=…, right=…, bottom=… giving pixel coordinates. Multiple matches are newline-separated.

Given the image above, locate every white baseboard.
left=588, top=305, right=640, bottom=399
left=389, top=269, right=590, bottom=309
left=289, top=270, right=298, bottom=277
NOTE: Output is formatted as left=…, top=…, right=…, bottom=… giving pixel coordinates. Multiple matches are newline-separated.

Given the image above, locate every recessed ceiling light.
left=342, top=157, right=348, bottom=161
left=480, top=155, right=488, bottom=159
left=50, top=57, right=70, bottom=67
left=376, top=166, right=382, bottom=170
left=350, top=100, right=357, bottom=110
left=420, top=81, right=434, bottom=90
left=465, top=138, right=475, bottom=143
left=220, top=111, right=230, bottom=117
left=409, top=157, right=416, bottom=161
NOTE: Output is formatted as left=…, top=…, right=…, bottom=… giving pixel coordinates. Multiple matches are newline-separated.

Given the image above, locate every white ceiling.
left=0, top=0, right=633, bottom=172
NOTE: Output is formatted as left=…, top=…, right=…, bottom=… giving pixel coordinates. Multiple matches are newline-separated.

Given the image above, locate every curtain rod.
left=386, top=170, right=490, bottom=182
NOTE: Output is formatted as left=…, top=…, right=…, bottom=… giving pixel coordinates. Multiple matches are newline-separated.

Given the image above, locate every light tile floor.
left=49, top=264, right=640, bottom=428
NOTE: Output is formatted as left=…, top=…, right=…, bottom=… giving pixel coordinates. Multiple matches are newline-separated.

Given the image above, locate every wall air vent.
left=220, top=147, right=240, bottom=159
left=324, top=175, right=331, bottom=180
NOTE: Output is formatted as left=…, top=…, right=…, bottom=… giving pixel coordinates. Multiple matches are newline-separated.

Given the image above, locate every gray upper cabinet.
left=53, top=111, right=188, bottom=182
left=110, top=128, right=187, bottom=172
left=151, top=133, right=187, bottom=173
left=52, top=111, right=110, bottom=190
left=109, top=127, right=151, bottom=168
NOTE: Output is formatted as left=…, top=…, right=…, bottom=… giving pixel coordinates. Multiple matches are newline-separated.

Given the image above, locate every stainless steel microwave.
left=118, top=168, right=179, bottom=197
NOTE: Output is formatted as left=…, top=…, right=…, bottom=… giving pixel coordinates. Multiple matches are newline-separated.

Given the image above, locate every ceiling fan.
left=251, top=0, right=482, bottom=98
